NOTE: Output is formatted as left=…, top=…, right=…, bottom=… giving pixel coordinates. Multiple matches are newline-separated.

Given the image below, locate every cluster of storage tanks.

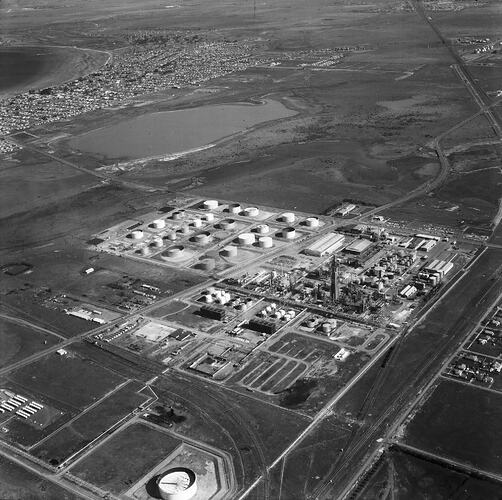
left=236, top=232, right=274, bottom=248
left=257, top=303, right=296, bottom=321
left=304, top=316, right=337, bottom=332
left=200, top=288, right=253, bottom=310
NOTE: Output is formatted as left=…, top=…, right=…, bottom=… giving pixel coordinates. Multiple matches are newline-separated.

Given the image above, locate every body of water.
left=0, top=47, right=52, bottom=94
left=67, top=100, right=297, bottom=160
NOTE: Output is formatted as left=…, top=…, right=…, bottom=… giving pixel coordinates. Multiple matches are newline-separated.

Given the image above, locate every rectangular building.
left=199, top=305, right=226, bottom=321
left=304, top=232, right=345, bottom=257
left=419, top=240, right=436, bottom=252
left=247, top=318, right=277, bottom=335
left=344, top=238, right=372, bottom=255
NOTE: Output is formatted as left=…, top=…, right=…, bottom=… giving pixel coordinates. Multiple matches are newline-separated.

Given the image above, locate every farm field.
left=70, top=422, right=181, bottom=494
left=5, top=348, right=125, bottom=411
left=32, top=380, right=149, bottom=466
left=0, top=317, right=60, bottom=368
left=403, top=379, right=502, bottom=476
left=0, top=455, right=80, bottom=500
left=356, top=447, right=502, bottom=499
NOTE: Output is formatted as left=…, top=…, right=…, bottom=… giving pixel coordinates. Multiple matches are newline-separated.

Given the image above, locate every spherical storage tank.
left=282, top=227, right=296, bottom=239
left=157, top=467, right=197, bottom=500
left=258, top=236, right=273, bottom=248
left=305, top=217, right=320, bottom=228
left=152, top=219, right=166, bottom=229
left=281, top=212, right=295, bottom=223
left=238, top=233, right=256, bottom=245
left=130, top=230, right=144, bottom=240
left=203, top=199, right=219, bottom=210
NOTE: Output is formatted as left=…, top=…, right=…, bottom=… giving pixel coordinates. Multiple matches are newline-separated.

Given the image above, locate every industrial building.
left=304, top=232, right=345, bottom=257
left=247, top=318, right=277, bottom=335
left=400, top=284, right=417, bottom=299
left=423, top=259, right=454, bottom=278
left=418, top=240, right=437, bottom=252
left=198, top=305, right=226, bottom=321
left=343, top=238, right=372, bottom=255
left=336, top=204, right=356, bottom=217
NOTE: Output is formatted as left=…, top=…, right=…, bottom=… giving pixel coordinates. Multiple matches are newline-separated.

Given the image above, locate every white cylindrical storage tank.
left=281, top=212, right=295, bottom=223
left=229, top=203, right=241, bottom=214
left=180, top=225, right=190, bottom=234
left=258, top=236, right=273, bottom=248
left=139, top=246, right=149, bottom=256
left=164, top=245, right=185, bottom=258
left=244, top=207, right=259, bottom=217
left=157, top=468, right=197, bottom=500
left=322, top=322, right=332, bottom=334
left=151, top=238, right=163, bottom=248
left=166, top=232, right=177, bottom=241
left=192, top=218, right=203, bottom=228
left=219, top=218, right=236, bottom=230
left=194, top=232, right=211, bottom=245
left=255, top=224, right=270, bottom=235
left=306, top=318, right=317, bottom=328
left=131, top=230, right=144, bottom=240
left=203, top=199, right=219, bottom=210
left=202, top=213, right=215, bottom=222
left=172, top=211, right=182, bottom=220
left=152, top=219, right=166, bottom=229
left=203, top=294, right=214, bottom=303
left=282, top=227, right=296, bottom=239
left=305, top=217, right=320, bottom=228
left=197, top=258, right=216, bottom=272
left=238, top=233, right=256, bottom=245
left=221, top=245, right=238, bottom=257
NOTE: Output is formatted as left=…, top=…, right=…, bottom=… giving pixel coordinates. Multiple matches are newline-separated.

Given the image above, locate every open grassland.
left=0, top=455, right=80, bottom=500
left=70, top=422, right=181, bottom=494
left=356, top=447, right=502, bottom=499
left=0, top=317, right=60, bottom=369
left=403, top=379, right=502, bottom=476
left=32, top=380, right=149, bottom=466
left=6, top=348, right=125, bottom=411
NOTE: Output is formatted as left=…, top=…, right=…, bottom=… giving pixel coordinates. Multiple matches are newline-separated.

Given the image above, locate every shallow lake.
left=67, top=100, right=297, bottom=160
left=0, top=47, right=49, bottom=94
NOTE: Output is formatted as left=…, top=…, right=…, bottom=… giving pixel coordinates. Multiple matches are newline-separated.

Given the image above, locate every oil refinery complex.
left=83, top=196, right=474, bottom=402
left=0, top=193, right=484, bottom=499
